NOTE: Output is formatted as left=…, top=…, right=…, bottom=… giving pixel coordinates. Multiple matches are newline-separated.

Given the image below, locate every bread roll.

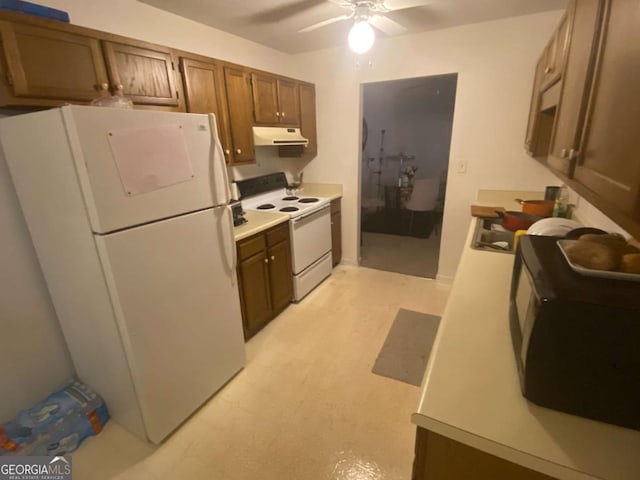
left=565, top=241, right=621, bottom=271
left=579, top=233, right=628, bottom=252
left=620, top=253, right=640, bottom=274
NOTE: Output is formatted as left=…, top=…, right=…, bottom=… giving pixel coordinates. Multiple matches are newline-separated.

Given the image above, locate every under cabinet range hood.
left=252, top=126, right=308, bottom=146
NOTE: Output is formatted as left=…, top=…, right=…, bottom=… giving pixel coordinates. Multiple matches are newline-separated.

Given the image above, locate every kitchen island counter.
left=411, top=191, right=640, bottom=480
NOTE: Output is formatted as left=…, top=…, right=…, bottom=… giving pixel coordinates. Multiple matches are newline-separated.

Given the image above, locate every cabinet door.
left=251, top=72, right=279, bottom=124
left=541, top=12, right=570, bottom=91
left=574, top=0, right=640, bottom=221
left=331, top=200, right=342, bottom=267
left=237, top=251, right=272, bottom=339
left=102, top=40, right=180, bottom=107
left=267, top=240, right=293, bottom=314
left=0, top=21, right=109, bottom=101
left=524, top=55, right=546, bottom=156
left=180, top=57, right=233, bottom=164
left=299, top=83, right=318, bottom=155
left=547, top=0, right=604, bottom=175
left=224, top=66, right=256, bottom=164
left=277, top=79, right=300, bottom=126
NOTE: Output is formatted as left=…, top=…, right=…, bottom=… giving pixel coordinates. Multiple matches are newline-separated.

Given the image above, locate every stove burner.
left=283, top=196, right=299, bottom=201
left=257, top=204, right=275, bottom=210
left=280, top=206, right=299, bottom=212
left=299, top=197, right=319, bottom=203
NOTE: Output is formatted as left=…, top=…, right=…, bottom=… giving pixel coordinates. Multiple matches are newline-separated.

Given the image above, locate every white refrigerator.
left=0, top=106, right=245, bottom=443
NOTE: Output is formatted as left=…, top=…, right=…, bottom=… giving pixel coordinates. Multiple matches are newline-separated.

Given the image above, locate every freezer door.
left=95, top=207, right=245, bottom=443
left=63, top=106, right=228, bottom=234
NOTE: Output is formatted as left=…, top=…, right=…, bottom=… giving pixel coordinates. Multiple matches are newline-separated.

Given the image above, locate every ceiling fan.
left=298, top=0, right=431, bottom=53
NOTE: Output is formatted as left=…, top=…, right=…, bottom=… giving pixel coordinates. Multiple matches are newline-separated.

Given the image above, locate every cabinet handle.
left=544, top=66, right=553, bottom=74
left=236, top=148, right=242, bottom=155
left=561, top=148, right=569, bottom=158
left=224, top=149, right=230, bottom=155
left=96, top=83, right=109, bottom=91
left=264, top=258, right=269, bottom=263
left=276, top=111, right=280, bottom=117
left=114, top=84, right=124, bottom=91
left=281, top=112, right=285, bottom=118
left=569, top=148, right=579, bottom=160
left=271, top=255, right=275, bottom=261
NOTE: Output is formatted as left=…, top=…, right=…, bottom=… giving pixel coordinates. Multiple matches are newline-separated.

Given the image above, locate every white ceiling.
left=138, top=0, right=568, bottom=54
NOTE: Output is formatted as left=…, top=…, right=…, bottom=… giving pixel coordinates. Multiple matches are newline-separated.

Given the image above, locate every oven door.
left=290, top=205, right=332, bottom=274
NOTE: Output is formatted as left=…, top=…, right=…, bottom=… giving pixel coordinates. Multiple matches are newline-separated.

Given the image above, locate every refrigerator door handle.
left=225, top=204, right=237, bottom=285
left=208, top=114, right=232, bottom=205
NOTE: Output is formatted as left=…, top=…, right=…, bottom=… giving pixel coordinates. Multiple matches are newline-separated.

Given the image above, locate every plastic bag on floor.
left=0, top=381, right=109, bottom=456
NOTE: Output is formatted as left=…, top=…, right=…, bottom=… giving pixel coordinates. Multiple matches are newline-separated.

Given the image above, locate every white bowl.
left=526, top=218, right=582, bottom=236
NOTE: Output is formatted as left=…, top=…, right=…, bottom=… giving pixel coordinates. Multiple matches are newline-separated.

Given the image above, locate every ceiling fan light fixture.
left=348, top=20, right=375, bottom=54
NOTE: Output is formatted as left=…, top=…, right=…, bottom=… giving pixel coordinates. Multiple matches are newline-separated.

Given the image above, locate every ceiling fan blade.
left=250, top=0, right=327, bottom=24
left=299, top=13, right=353, bottom=33
left=369, top=14, right=407, bottom=36
left=380, top=0, right=431, bottom=12
left=328, top=0, right=356, bottom=8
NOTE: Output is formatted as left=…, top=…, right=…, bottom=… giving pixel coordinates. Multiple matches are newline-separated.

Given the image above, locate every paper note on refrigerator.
left=107, top=125, right=194, bottom=196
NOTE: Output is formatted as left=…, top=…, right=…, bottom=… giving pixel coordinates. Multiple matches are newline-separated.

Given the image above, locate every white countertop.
left=233, top=183, right=342, bottom=241
left=233, top=210, right=288, bottom=241
left=411, top=190, right=640, bottom=480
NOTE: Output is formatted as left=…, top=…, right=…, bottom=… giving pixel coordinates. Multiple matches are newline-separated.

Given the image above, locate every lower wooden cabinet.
left=236, top=222, right=293, bottom=340
left=330, top=199, right=342, bottom=267
left=412, top=428, right=555, bottom=480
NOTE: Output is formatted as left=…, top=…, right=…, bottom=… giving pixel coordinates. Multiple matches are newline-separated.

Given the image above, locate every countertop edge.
left=234, top=212, right=289, bottom=242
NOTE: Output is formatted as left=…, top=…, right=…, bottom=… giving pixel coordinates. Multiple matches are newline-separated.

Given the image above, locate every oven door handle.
left=293, top=205, right=330, bottom=225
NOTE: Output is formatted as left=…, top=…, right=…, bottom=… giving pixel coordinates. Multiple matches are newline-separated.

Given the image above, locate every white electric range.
left=237, top=173, right=332, bottom=301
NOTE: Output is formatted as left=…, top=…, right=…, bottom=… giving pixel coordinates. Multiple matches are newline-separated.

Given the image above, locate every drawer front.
left=237, top=233, right=266, bottom=261
left=266, top=222, right=290, bottom=247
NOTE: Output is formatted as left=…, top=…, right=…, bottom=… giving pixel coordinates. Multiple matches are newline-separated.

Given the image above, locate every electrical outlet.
left=456, top=159, right=467, bottom=174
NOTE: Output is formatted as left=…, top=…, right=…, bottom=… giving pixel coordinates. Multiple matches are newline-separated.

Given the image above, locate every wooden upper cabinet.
left=299, top=82, right=317, bottom=154
left=524, top=55, right=547, bottom=156
left=277, top=78, right=300, bottom=125
left=251, top=72, right=279, bottom=124
left=251, top=72, right=301, bottom=126
left=541, top=11, right=570, bottom=91
left=224, top=66, right=255, bottom=164
left=102, top=40, right=179, bottom=106
left=547, top=0, right=604, bottom=175
left=180, top=57, right=233, bottom=163
left=0, top=21, right=108, bottom=102
left=573, top=0, right=640, bottom=224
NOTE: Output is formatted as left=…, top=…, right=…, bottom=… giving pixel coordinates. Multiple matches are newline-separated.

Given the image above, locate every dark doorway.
left=359, top=73, right=458, bottom=278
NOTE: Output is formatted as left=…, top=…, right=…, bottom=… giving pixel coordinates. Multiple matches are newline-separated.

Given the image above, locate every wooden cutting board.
left=470, top=205, right=506, bottom=218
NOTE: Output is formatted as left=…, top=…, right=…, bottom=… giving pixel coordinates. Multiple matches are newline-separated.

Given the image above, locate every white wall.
left=0, top=127, right=74, bottom=421
left=295, top=11, right=563, bottom=280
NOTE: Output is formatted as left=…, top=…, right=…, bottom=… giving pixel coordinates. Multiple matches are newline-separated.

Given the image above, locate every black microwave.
left=509, top=235, right=640, bottom=430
